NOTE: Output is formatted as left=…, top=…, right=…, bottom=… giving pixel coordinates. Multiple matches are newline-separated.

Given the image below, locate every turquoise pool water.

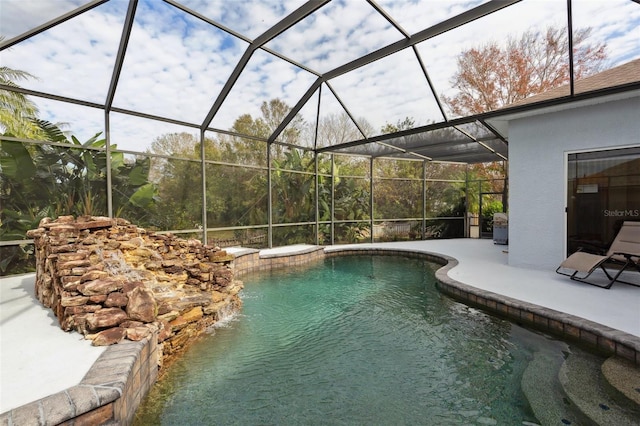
left=133, top=255, right=590, bottom=425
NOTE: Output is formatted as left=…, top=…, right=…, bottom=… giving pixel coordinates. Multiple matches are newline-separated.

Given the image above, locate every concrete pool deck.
left=1, top=239, right=639, bottom=414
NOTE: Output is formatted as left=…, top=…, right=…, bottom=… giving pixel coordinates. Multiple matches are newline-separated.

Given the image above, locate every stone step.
left=521, top=348, right=592, bottom=425
left=601, top=356, right=640, bottom=408
left=558, top=351, right=640, bottom=426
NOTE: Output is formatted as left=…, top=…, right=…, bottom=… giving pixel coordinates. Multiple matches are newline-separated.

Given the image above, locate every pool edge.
left=3, top=243, right=637, bottom=425
left=0, top=334, right=158, bottom=426
left=321, top=246, right=640, bottom=366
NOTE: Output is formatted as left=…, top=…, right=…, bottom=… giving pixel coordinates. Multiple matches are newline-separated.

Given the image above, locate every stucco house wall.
left=507, top=95, right=640, bottom=270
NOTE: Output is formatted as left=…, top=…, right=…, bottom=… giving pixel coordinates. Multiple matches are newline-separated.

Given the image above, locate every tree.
left=217, top=98, right=307, bottom=165
left=146, top=132, right=198, bottom=186
left=0, top=63, right=45, bottom=139
left=374, top=118, right=422, bottom=224
left=0, top=58, right=158, bottom=273
left=317, top=112, right=364, bottom=148
left=380, top=116, right=415, bottom=134
left=442, top=25, right=607, bottom=116
left=147, top=132, right=199, bottom=158
left=261, top=98, right=305, bottom=146
left=440, top=25, right=606, bottom=223
left=1, top=125, right=157, bottom=273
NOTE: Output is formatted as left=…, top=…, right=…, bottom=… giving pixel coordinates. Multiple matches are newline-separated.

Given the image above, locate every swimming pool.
left=133, top=255, right=627, bottom=425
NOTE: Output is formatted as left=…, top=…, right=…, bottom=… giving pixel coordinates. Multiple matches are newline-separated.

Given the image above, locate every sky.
left=0, top=0, right=638, bottom=153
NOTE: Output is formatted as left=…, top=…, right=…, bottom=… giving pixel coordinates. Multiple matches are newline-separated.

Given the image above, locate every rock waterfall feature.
left=27, top=215, right=243, bottom=370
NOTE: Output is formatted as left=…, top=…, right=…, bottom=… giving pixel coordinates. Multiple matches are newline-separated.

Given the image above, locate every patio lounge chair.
left=556, top=221, right=640, bottom=289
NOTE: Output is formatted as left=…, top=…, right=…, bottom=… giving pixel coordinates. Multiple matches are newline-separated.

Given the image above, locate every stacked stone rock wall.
left=27, top=215, right=243, bottom=369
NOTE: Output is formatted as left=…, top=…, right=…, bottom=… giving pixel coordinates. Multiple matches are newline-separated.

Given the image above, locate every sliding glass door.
left=566, top=147, right=640, bottom=256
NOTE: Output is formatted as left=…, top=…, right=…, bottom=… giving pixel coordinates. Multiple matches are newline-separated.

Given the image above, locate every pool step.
left=521, top=349, right=591, bottom=425
left=601, top=356, right=640, bottom=408
left=558, top=352, right=640, bottom=426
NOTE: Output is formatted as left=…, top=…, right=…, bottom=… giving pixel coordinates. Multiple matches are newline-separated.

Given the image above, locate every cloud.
left=176, top=0, right=308, bottom=39
left=111, top=0, right=250, bottom=124
left=109, top=112, right=198, bottom=153
left=415, top=0, right=639, bottom=115
left=210, top=49, right=318, bottom=131
left=329, top=48, right=443, bottom=135
left=35, top=97, right=104, bottom=143
left=571, top=0, right=640, bottom=65
left=0, top=0, right=86, bottom=40
left=1, top=1, right=127, bottom=103
left=375, top=0, right=488, bottom=35
left=2, top=0, right=637, bottom=153
left=264, top=0, right=404, bottom=73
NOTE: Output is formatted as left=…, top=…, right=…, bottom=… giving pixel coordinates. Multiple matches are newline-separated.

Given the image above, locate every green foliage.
left=481, top=200, right=504, bottom=233
left=1, top=88, right=512, bottom=276
left=381, top=116, right=415, bottom=134
left=335, top=222, right=370, bottom=244
left=334, top=177, right=369, bottom=221
left=0, top=124, right=157, bottom=274
left=272, top=225, right=315, bottom=246
left=0, top=63, right=45, bottom=139
left=373, top=158, right=423, bottom=220
left=318, top=156, right=371, bottom=243
left=272, top=148, right=314, bottom=222
left=428, top=196, right=466, bottom=239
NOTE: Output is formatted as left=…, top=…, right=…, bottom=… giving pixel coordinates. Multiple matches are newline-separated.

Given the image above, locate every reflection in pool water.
left=133, top=255, right=597, bottom=425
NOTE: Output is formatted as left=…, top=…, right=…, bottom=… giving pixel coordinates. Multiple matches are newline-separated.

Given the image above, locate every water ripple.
left=135, top=256, right=564, bottom=426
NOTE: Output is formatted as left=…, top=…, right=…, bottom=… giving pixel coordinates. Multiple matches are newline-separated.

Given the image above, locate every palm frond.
left=30, top=118, right=68, bottom=143
left=0, top=66, right=39, bottom=84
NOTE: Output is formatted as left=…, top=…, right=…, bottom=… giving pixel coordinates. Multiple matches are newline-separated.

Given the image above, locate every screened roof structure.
left=1, top=0, right=639, bottom=164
